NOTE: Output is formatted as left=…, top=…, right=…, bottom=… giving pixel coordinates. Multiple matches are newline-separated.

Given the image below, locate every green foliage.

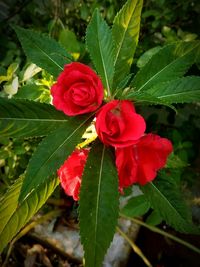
left=131, top=41, right=200, bottom=92
left=13, top=26, right=72, bottom=78
left=145, top=210, right=163, bottom=226
left=0, top=98, right=69, bottom=138
left=121, top=195, right=150, bottom=217
left=79, top=142, right=119, bottom=267
left=124, top=76, right=200, bottom=106
left=0, top=0, right=199, bottom=264
left=86, top=9, right=114, bottom=95
left=166, top=153, right=188, bottom=169
left=19, top=115, right=91, bottom=203
left=0, top=176, right=22, bottom=234
left=14, top=84, right=43, bottom=100
left=136, top=46, right=161, bottom=68
left=59, top=29, right=81, bottom=57
left=112, top=0, right=143, bottom=88
left=0, top=138, right=39, bottom=189
left=0, top=175, right=59, bottom=253
left=141, top=172, right=199, bottom=234
left=140, top=76, right=200, bottom=104
left=140, top=0, right=199, bottom=49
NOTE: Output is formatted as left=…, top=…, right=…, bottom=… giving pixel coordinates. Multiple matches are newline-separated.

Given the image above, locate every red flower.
left=115, top=134, right=173, bottom=189
left=57, top=148, right=89, bottom=201
left=95, top=100, right=146, bottom=147
left=51, top=62, right=104, bottom=116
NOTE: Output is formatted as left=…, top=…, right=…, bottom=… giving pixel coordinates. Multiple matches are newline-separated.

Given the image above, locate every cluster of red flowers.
left=51, top=62, right=173, bottom=200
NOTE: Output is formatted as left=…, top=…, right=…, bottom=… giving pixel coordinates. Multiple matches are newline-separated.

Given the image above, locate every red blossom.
left=115, top=133, right=173, bottom=190
left=51, top=62, right=104, bottom=116
left=95, top=100, right=146, bottom=148
left=57, top=148, right=90, bottom=201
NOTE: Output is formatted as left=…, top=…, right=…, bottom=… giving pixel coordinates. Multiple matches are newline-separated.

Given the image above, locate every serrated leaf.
left=0, top=176, right=59, bottom=253
left=120, top=90, right=176, bottom=111
left=141, top=173, right=199, bottom=233
left=144, top=76, right=200, bottom=104
left=131, top=41, right=200, bottom=91
left=0, top=98, right=69, bottom=138
left=112, top=0, right=143, bottom=87
left=79, top=142, right=119, bottom=267
left=86, top=9, right=114, bottom=95
left=122, top=76, right=200, bottom=107
left=121, top=195, right=150, bottom=217
left=13, top=26, right=72, bottom=77
left=19, top=115, right=91, bottom=203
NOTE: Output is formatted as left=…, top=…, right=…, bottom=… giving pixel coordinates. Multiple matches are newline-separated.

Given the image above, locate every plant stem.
left=116, top=226, right=153, bottom=267
left=120, top=213, right=200, bottom=255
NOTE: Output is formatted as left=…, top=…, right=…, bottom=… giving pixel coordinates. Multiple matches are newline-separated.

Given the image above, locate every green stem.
left=117, top=226, right=153, bottom=267
left=120, top=213, right=200, bottom=255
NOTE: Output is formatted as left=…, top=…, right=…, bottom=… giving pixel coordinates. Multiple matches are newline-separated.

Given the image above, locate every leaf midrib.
left=23, top=116, right=90, bottom=197
left=96, top=16, right=111, bottom=94
left=24, top=30, right=64, bottom=72
left=158, top=90, right=200, bottom=99
left=93, top=145, right=105, bottom=265
left=137, top=43, right=199, bottom=92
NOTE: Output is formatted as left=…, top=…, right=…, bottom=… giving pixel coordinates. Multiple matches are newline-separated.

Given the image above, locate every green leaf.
left=0, top=98, right=69, bottom=138
left=13, top=26, right=72, bottom=77
left=121, top=195, right=150, bottom=217
left=131, top=41, right=200, bottom=91
left=166, top=153, right=188, bottom=169
left=86, top=9, right=114, bottom=95
left=145, top=210, right=163, bottom=226
left=19, top=115, right=91, bottom=203
left=14, top=83, right=43, bottom=100
left=144, top=76, right=200, bottom=104
left=120, top=90, right=176, bottom=111
left=59, top=29, right=80, bottom=54
left=0, top=176, right=59, bottom=253
left=122, top=76, right=200, bottom=107
left=0, top=176, right=23, bottom=235
left=112, top=0, right=143, bottom=87
left=141, top=173, right=199, bottom=233
left=79, top=142, right=119, bottom=267
left=137, top=46, right=162, bottom=68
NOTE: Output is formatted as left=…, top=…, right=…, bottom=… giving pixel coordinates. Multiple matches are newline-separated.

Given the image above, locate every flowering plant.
left=0, top=0, right=200, bottom=266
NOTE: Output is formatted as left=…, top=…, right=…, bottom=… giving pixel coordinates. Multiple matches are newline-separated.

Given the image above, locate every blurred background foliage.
left=0, top=0, right=200, bottom=220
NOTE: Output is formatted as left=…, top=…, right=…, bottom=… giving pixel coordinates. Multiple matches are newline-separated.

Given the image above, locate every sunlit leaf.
left=0, top=98, right=69, bottom=138
left=86, top=9, right=114, bottom=94
left=112, top=0, right=143, bottom=87
left=0, top=176, right=59, bottom=253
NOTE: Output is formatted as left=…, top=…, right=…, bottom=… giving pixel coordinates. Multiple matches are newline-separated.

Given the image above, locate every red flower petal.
left=95, top=100, right=146, bottom=147
left=51, top=62, right=104, bottom=116
left=115, top=133, right=173, bottom=190
left=58, top=148, right=90, bottom=201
